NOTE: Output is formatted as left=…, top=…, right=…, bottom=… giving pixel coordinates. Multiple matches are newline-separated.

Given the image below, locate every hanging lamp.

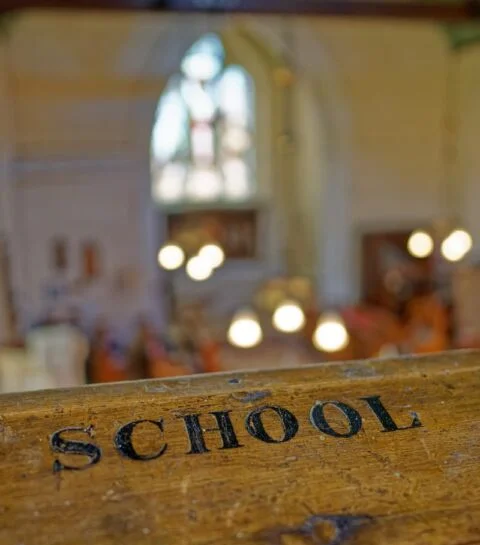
left=407, top=41, right=473, bottom=262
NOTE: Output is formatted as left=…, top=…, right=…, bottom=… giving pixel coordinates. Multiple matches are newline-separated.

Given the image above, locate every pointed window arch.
left=151, top=33, right=256, bottom=206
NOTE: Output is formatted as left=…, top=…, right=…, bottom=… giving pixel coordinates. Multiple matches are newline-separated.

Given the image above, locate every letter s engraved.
left=50, top=425, right=101, bottom=472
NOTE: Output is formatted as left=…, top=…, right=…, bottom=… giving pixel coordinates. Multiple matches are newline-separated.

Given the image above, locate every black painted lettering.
left=361, top=395, right=422, bottom=432
left=114, top=419, right=167, bottom=460
left=50, top=425, right=101, bottom=472
left=245, top=405, right=299, bottom=443
left=310, top=401, right=362, bottom=438
left=182, top=411, right=242, bottom=454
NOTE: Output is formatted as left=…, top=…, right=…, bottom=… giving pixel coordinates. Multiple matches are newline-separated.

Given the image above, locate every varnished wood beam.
left=0, top=0, right=479, bottom=21
left=1, top=350, right=480, bottom=544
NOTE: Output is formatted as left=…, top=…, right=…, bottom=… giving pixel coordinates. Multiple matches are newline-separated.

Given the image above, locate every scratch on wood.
left=0, top=418, right=17, bottom=444
left=144, top=384, right=171, bottom=393
left=231, top=391, right=271, bottom=403
left=256, top=514, right=372, bottom=545
left=181, top=476, right=190, bottom=495
left=420, top=438, right=432, bottom=460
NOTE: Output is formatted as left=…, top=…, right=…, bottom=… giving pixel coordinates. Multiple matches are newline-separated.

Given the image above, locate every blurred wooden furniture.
left=452, top=266, right=480, bottom=348
left=0, top=350, right=479, bottom=544
left=404, top=294, right=449, bottom=354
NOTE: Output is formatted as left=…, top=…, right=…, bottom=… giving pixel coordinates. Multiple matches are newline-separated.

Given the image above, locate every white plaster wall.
left=0, top=39, right=15, bottom=343
left=15, top=160, right=152, bottom=333
left=457, top=46, right=480, bottom=263
left=0, top=43, right=10, bottom=234
left=132, top=20, right=285, bottom=324
left=294, top=19, right=449, bottom=301
left=4, top=11, right=480, bottom=329
left=249, top=18, right=448, bottom=303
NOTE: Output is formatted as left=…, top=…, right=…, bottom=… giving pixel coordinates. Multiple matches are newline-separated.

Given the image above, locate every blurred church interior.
left=1, top=10, right=480, bottom=392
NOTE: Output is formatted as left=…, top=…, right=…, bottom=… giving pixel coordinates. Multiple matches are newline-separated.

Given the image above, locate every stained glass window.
left=151, top=34, right=255, bottom=206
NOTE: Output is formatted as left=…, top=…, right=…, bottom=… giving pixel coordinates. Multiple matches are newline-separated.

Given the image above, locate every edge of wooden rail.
left=0, top=349, right=478, bottom=413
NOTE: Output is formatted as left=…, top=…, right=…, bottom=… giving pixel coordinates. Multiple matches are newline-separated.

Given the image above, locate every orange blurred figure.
left=88, top=323, right=128, bottom=384
left=404, top=291, right=449, bottom=354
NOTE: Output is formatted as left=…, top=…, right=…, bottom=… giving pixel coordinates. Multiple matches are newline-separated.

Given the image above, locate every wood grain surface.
left=0, top=350, right=479, bottom=545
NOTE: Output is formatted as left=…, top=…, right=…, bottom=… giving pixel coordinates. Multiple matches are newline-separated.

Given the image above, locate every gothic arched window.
left=151, top=34, right=256, bottom=206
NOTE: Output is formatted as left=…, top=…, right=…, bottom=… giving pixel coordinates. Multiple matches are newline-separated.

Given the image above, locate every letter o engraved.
left=114, top=419, right=167, bottom=461
left=245, top=406, right=299, bottom=443
left=310, top=401, right=362, bottom=438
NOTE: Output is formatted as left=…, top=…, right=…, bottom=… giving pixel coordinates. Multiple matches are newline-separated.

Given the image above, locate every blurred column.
left=0, top=32, right=17, bottom=344
left=275, top=25, right=314, bottom=279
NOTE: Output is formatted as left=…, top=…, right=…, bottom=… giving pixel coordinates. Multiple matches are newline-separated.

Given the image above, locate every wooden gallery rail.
left=0, top=350, right=479, bottom=544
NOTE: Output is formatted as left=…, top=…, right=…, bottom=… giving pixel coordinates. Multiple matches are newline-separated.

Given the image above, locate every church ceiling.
left=0, top=0, right=479, bottom=21
left=444, top=22, right=480, bottom=48
left=0, top=2, right=478, bottom=56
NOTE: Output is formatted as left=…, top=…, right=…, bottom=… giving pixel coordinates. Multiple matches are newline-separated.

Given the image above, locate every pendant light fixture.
left=272, top=299, right=306, bottom=333
left=407, top=229, right=434, bottom=259
left=227, top=309, right=263, bottom=349
left=407, top=41, right=473, bottom=262
left=439, top=43, right=472, bottom=261
left=312, top=311, right=350, bottom=353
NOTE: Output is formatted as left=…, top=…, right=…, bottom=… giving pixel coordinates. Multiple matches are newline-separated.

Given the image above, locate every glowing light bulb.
left=199, top=243, right=225, bottom=269
left=157, top=243, right=185, bottom=270
left=407, top=230, right=434, bottom=259
left=186, top=255, right=213, bottom=281
left=228, top=310, right=263, bottom=349
left=441, top=229, right=473, bottom=262
left=313, top=312, right=349, bottom=353
left=272, top=300, right=306, bottom=333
